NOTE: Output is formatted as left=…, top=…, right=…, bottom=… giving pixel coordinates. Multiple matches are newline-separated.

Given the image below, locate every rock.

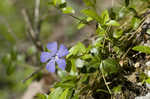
left=146, top=61, right=150, bottom=67
left=135, top=93, right=150, bottom=99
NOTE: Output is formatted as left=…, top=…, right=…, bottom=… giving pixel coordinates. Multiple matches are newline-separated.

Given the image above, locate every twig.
left=34, top=0, right=40, bottom=39
left=21, top=8, right=43, bottom=51
left=22, top=7, right=43, bottom=83
left=22, top=9, right=36, bottom=40
left=100, top=65, right=112, bottom=95
left=128, top=16, right=147, bottom=40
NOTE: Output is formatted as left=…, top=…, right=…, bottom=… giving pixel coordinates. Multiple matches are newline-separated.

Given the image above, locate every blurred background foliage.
left=0, top=0, right=150, bottom=99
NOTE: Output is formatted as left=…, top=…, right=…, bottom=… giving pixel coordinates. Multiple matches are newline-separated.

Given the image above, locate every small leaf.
left=67, top=42, right=86, bottom=58
left=62, top=6, right=75, bottom=14
left=132, top=45, right=150, bottom=54
left=146, top=78, right=150, bottom=84
left=112, top=85, right=122, bottom=94
left=100, top=58, right=120, bottom=75
left=96, top=24, right=106, bottom=36
left=48, top=87, right=63, bottom=99
left=131, top=17, right=140, bottom=30
left=106, top=20, right=120, bottom=26
left=36, top=93, right=48, bottom=99
left=113, top=29, right=123, bottom=38
left=59, top=88, right=69, bottom=99
left=81, top=9, right=100, bottom=22
left=100, top=10, right=109, bottom=24
left=83, top=0, right=95, bottom=8
left=146, top=29, right=150, bottom=34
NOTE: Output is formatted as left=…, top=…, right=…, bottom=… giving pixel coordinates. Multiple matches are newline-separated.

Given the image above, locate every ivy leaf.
left=106, top=20, right=120, bottom=26
left=59, top=88, right=69, bottom=99
left=67, top=42, right=86, bottom=58
left=36, top=93, right=48, bottom=99
left=113, top=29, right=123, bottom=38
left=81, top=9, right=100, bottom=22
left=100, top=58, right=120, bottom=75
left=100, top=10, right=109, bottom=25
left=83, top=0, right=95, bottom=8
left=48, top=87, right=63, bottom=99
left=96, top=24, right=106, bottom=36
left=145, top=78, right=150, bottom=84
left=62, top=6, right=75, bottom=14
left=146, top=29, right=150, bottom=34
left=131, top=17, right=140, bottom=30
left=132, top=45, right=150, bottom=54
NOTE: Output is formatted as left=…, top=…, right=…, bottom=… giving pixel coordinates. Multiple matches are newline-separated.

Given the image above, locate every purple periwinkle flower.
left=40, top=42, right=69, bottom=72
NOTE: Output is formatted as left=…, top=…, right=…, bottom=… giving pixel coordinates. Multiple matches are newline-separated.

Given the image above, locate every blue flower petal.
left=47, top=42, right=57, bottom=56
left=46, top=59, right=55, bottom=72
left=56, top=58, right=66, bottom=70
left=40, top=52, right=52, bottom=63
left=57, top=44, right=69, bottom=58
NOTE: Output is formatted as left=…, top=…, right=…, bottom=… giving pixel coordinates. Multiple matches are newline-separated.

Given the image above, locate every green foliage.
left=132, top=45, right=150, bottom=54
left=100, top=58, right=120, bottom=76
left=1, top=0, right=150, bottom=98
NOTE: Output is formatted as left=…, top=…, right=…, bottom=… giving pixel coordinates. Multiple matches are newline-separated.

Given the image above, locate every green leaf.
left=6, top=62, right=16, bottom=75
left=113, top=29, right=123, bottom=38
left=77, top=17, right=93, bottom=29
left=70, top=59, right=77, bottom=75
left=81, top=9, right=100, bottom=22
left=100, top=58, right=120, bottom=75
left=67, top=42, right=86, bottom=58
left=36, top=93, right=48, bottom=99
left=106, top=20, right=120, bottom=26
left=55, top=81, right=75, bottom=88
left=48, top=87, right=63, bottom=99
left=132, top=45, right=150, bottom=54
left=62, top=6, right=75, bottom=14
left=146, top=29, right=150, bottom=34
left=131, top=17, right=141, bottom=30
left=59, top=88, right=69, bottom=99
left=100, top=10, right=109, bottom=25
left=52, top=0, right=65, bottom=6
left=112, top=85, right=122, bottom=94
left=96, top=24, right=106, bottom=36
left=83, top=0, right=95, bottom=8
left=77, top=23, right=85, bottom=29
left=146, top=78, right=150, bottom=84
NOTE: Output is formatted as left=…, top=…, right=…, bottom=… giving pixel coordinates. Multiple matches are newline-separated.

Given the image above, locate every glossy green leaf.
left=81, top=9, right=100, bottom=22
left=36, top=93, right=48, bottom=99
left=48, top=87, right=63, bottom=99
left=100, top=58, right=120, bottom=75
left=132, top=45, right=150, bottom=54
left=145, top=78, right=150, bottom=84
left=62, top=6, right=75, bottom=14
left=59, top=88, right=69, bottom=99
left=131, top=17, right=140, bottom=30
left=112, top=85, right=122, bottom=94
left=100, top=10, right=109, bottom=24
left=67, top=42, right=86, bottom=58
left=113, top=29, right=123, bottom=38
left=83, top=0, right=95, bottom=8
left=146, top=29, right=150, bottom=34
left=106, top=20, right=120, bottom=26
